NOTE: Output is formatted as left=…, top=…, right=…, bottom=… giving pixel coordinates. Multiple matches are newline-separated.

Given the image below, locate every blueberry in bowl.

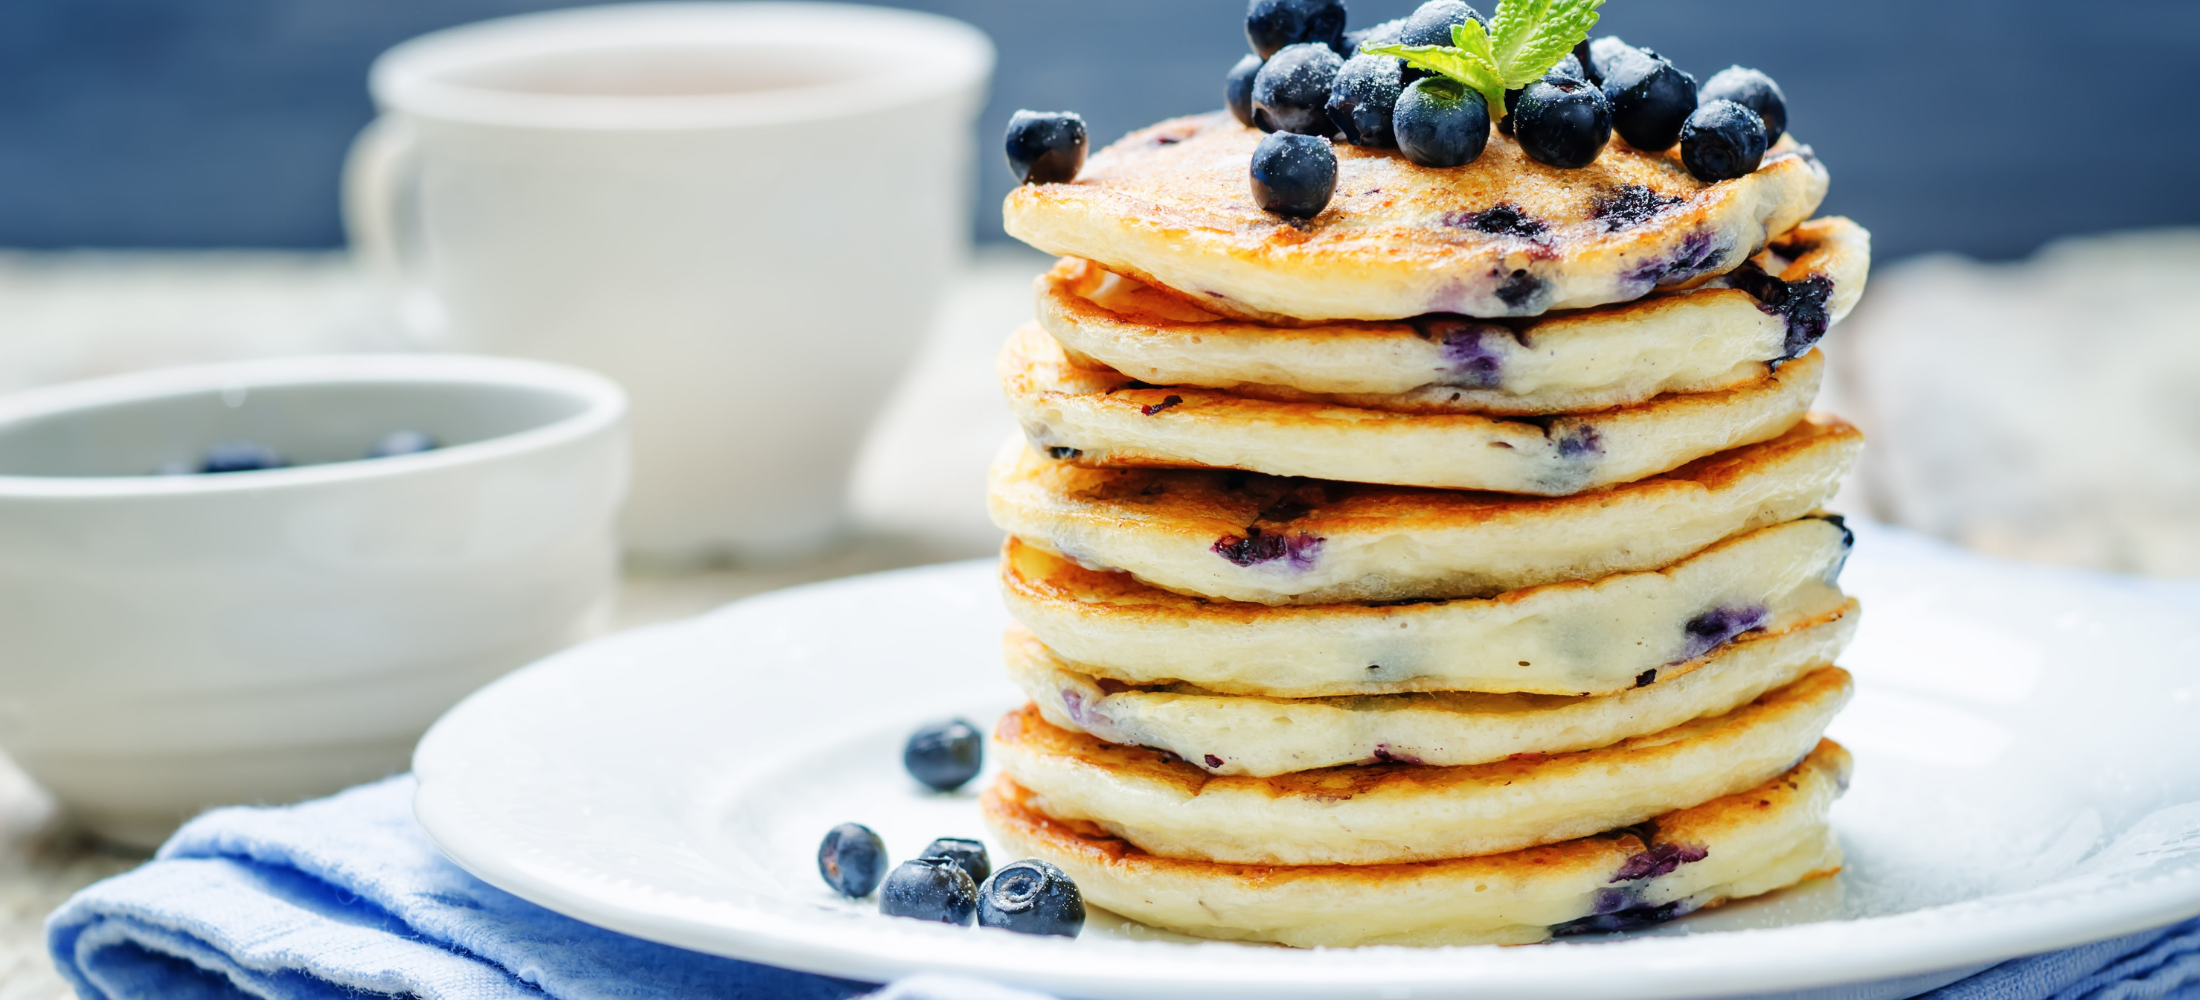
left=1251, top=43, right=1343, bottom=135
left=818, top=822, right=888, bottom=897
left=919, top=837, right=992, bottom=885
left=367, top=430, right=439, bottom=459
left=1393, top=78, right=1490, bottom=167
left=977, top=859, right=1086, bottom=937
left=879, top=857, right=978, bottom=925
left=1680, top=99, right=1768, bottom=181
left=1226, top=54, right=1264, bottom=128
left=1512, top=77, right=1611, bottom=168
left=1700, top=66, right=1787, bottom=145
left=1598, top=43, right=1696, bottom=151
left=904, top=718, right=984, bottom=791
left=1327, top=52, right=1405, bottom=147
left=1005, top=111, right=1088, bottom=185
left=1248, top=131, right=1337, bottom=219
left=199, top=441, right=286, bottom=474
left=1245, top=0, right=1346, bottom=60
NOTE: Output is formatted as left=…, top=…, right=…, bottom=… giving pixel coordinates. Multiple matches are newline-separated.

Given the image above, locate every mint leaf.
left=1450, top=17, right=1498, bottom=68
left=1362, top=41, right=1504, bottom=110
left=1362, top=0, right=1604, bottom=119
left=1486, top=0, right=1604, bottom=89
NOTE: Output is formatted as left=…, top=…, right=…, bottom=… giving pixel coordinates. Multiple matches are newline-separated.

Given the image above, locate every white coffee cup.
left=346, top=3, right=993, bottom=562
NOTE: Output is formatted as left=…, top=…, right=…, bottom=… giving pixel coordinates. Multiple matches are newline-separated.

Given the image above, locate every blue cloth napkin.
left=45, top=775, right=2200, bottom=1000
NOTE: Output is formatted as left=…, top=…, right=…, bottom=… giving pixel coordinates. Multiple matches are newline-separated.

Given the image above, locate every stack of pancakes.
left=978, top=112, right=1871, bottom=947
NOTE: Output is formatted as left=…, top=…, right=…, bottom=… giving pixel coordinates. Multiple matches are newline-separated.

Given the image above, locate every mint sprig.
left=1364, top=0, right=1604, bottom=118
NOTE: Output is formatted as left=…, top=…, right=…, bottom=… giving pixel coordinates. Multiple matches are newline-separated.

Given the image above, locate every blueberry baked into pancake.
left=972, top=0, right=1872, bottom=947
left=1035, top=216, right=1868, bottom=416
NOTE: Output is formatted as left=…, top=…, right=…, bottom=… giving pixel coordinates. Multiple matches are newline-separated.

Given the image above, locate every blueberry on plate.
left=977, top=859, right=1086, bottom=938
left=904, top=718, right=983, bottom=791
left=1326, top=52, right=1405, bottom=147
left=818, top=823, right=887, bottom=897
left=1339, top=17, right=1404, bottom=56
left=199, top=441, right=285, bottom=474
left=1250, top=43, right=1342, bottom=135
left=1679, top=99, right=1768, bottom=181
left=919, top=837, right=992, bottom=885
left=880, top=858, right=978, bottom=925
left=1511, top=77, right=1611, bottom=169
left=1245, top=0, right=1347, bottom=61
left=1599, top=44, right=1696, bottom=152
left=1700, top=66, right=1787, bottom=145
left=1248, top=131, right=1337, bottom=218
left=367, top=430, right=438, bottom=459
left=1005, top=110, right=1088, bottom=185
left=1393, top=77, right=1489, bottom=167
left=1226, top=54, right=1264, bottom=127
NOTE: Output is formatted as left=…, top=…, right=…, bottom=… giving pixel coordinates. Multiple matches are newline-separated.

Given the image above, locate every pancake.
left=1003, top=323, right=1821, bottom=495
left=983, top=740, right=1849, bottom=947
left=1034, top=217, right=1870, bottom=416
left=990, top=666, right=1850, bottom=866
left=987, top=414, right=1862, bottom=605
left=1001, top=516, right=1855, bottom=697
left=1009, top=598, right=1855, bottom=776
left=1002, top=112, right=1828, bottom=323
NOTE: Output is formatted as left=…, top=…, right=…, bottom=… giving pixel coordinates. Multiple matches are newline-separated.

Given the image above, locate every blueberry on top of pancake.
left=1004, top=113, right=1826, bottom=323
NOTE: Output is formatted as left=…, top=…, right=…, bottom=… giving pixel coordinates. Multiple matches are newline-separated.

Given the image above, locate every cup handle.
left=342, top=115, right=447, bottom=344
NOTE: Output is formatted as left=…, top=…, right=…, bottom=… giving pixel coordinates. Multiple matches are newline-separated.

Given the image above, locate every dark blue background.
left=3, top=0, right=2195, bottom=258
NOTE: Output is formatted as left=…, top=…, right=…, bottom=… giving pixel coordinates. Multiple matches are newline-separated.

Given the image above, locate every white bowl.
left=0, top=354, right=626, bottom=848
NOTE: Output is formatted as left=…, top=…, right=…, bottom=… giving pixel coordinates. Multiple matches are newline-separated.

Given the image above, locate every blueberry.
left=1248, top=131, right=1337, bottom=218
left=1498, top=56, right=1585, bottom=135
left=1226, top=54, right=1264, bottom=127
left=199, top=441, right=285, bottom=474
left=1326, top=53, right=1404, bottom=147
left=1583, top=36, right=1633, bottom=85
left=1251, top=43, right=1342, bottom=136
left=879, top=858, right=977, bottom=925
left=1245, top=0, right=1346, bottom=61
left=1679, top=99, right=1768, bottom=181
left=1599, top=44, right=1696, bottom=152
left=1572, top=38, right=1599, bottom=85
left=366, top=430, right=438, bottom=459
left=1340, top=17, right=1404, bottom=55
left=1398, top=0, right=1485, bottom=48
left=904, top=718, right=983, bottom=791
left=919, top=837, right=991, bottom=885
left=976, top=859, right=1085, bottom=937
left=1005, top=111, right=1088, bottom=185
left=1512, top=77, right=1611, bottom=168
left=1397, top=1, right=1486, bottom=84
left=1393, top=77, right=1489, bottom=167
left=1700, top=66, right=1787, bottom=145
left=818, top=823, right=888, bottom=897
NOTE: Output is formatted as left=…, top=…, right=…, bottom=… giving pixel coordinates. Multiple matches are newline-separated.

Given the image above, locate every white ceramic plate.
left=414, top=522, right=2200, bottom=1000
